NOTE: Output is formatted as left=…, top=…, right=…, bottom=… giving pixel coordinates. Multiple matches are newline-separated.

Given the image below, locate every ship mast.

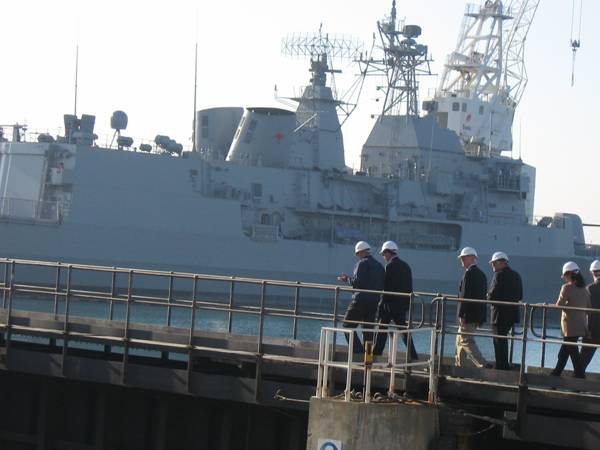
left=359, top=0, right=432, bottom=117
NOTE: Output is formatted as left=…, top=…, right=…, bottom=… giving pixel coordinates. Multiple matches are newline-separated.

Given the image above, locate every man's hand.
left=337, top=274, right=349, bottom=283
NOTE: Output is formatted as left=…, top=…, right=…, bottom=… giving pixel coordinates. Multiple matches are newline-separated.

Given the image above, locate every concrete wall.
left=306, top=397, right=440, bottom=450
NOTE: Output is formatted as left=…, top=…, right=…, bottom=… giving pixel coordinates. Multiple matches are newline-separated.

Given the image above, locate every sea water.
left=8, top=294, right=599, bottom=375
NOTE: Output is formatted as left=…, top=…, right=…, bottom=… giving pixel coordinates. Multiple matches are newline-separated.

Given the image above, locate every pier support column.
left=306, top=397, right=440, bottom=450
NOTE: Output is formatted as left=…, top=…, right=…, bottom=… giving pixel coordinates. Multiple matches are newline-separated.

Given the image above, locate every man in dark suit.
left=373, top=241, right=418, bottom=359
left=581, top=260, right=600, bottom=369
left=338, top=241, right=385, bottom=353
left=455, top=247, right=488, bottom=368
left=487, top=251, right=523, bottom=370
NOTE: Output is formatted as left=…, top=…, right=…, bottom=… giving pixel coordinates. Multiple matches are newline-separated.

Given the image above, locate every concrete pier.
left=306, top=398, right=440, bottom=450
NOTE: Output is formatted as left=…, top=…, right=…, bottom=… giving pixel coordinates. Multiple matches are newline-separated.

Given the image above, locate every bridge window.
left=461, top=103, right=467, bottom=112
left=261, top=214, right=271, bottom=225
left=251, top=183, right=262, bottom=197
left=452, top=102, right=460, bottom=111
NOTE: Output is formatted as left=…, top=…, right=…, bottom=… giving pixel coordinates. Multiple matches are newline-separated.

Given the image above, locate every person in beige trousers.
left=551, top=261, right=591, bottom=378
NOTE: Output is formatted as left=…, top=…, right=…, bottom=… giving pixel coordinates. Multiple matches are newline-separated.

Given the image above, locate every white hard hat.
left=590, top=260, right=600, bottom=272
left=562, top=261, right=580, bottom=275
left=489, top=251, right=509, bottom=263
left=458, top=247, right=478, bottom=259
left=380, top=240, right=399, bottom=254
left=354, top=241, right=371, bottom=253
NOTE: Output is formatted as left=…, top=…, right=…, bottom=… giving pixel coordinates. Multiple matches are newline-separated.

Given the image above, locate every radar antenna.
left=281, top=26, right=364, bottom=123
left=358, top=0, right=433, bottom=117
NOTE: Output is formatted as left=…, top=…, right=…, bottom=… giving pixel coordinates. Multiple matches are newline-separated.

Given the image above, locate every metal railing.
left=316, top=327, right=436, bottom=403
left=1, top=257, right=600, bottom=407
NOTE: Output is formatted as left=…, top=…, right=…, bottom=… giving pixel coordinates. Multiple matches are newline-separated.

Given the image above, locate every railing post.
left=187, top=276, right=198, bottom=393
left=254, top=281, right=267, bottom=403
left=122, top=270, right=133, bottom=385
left=52, top=265, right=61, bottom=318
left=332, top=287, right=340, bottom=329
left=227, top=277, right=235, bottom=334
left=2, top=262, right=9, bottom=309
left=61, top=265, right=73, bottom=376
left=436, top=296, right=447, bottom=378
left=388, top=331, right=398, bottom=394
left=345, top=331, right=354, bottom=402
left=316, top=328, right=325, bottom=398
left=4, top=262, right=15, bottom=353
left=105, top=268, right=117, bottom=354
left=516, top=304, right=530, bottom=436
left=428, top=326, right=439, bottom=404
left=518, top=305, right=530, bottom=387
left=108, top=269, right=117, bottom=321
left=540, top=304, right=548, bottom=368
left=405, top=292, right=415, bottom=372
left=292, top=282, right=300, bottom=340
left=166, top=272, right=174, bottom=327
left=331, top=287, right=340, bottom=350
left=322, top=329, right=331, bottom=398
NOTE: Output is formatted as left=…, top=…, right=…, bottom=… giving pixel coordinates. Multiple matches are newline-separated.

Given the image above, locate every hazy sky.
left=2, top=0, right=599, bottom=244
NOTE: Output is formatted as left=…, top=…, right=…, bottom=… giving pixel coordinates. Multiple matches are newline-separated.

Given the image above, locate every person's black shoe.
left=549, top=370, right=561, bottom=377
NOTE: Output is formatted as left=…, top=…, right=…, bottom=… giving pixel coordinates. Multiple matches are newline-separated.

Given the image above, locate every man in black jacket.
left=373, top=241, right=418, bottom=359
left=581, top=260, right=600, bottom=369
left=455, top=247, right=488, bottom=368
left=338, top=241, right=385, bottom=353
left=487, top=251, right=523, bottom=370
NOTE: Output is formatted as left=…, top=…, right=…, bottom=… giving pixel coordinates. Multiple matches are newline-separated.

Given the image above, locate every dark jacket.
left=488, top=266, right=523, bottom=325
left=350, top=255, right=385, bottom=304
left=382, top=256, right=413, bottom=312
left=458, top=264, right=487, bottom=324
left=587, top=280, right=600, bottom=339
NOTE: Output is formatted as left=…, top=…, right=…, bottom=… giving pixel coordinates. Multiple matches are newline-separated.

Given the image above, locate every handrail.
left=1, top=257, right=600, bottom=407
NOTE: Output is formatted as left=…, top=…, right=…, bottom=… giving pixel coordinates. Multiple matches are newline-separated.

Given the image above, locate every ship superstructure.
left=0, top=1, right=597, bottom=300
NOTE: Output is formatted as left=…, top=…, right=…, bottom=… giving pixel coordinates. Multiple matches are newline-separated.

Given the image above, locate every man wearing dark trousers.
left=373, top=241, right=418, bottom=359
left=487, top=251, right=523, bottom=370
left=338, top=241, right=385, bottom=354
left=456, top=247, right=488, bottom=368
left=581, top=260, right=600, bottom=369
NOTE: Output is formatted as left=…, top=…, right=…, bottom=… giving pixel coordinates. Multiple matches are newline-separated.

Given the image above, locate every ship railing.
left=315, top=326, right=436, bottom=403
left=0, top=197, right=59, bottom=223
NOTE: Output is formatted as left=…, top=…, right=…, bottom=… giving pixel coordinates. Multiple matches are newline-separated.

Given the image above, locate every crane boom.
left=432, top=0, right=540, bottom=157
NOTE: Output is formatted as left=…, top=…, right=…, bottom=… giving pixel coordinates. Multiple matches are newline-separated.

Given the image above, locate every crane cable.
left=570, top=0, right=583, bottom=86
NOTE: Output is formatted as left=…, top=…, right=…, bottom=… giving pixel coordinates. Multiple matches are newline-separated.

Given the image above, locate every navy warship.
left=0, top=0, right=597, bottom=299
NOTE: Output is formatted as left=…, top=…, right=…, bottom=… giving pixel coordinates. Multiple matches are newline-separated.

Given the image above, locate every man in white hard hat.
left=455, top=247, right=488, bottom=368
left=581, top=260, right=600, bottom=369
left=373, top=241, right=418, bottom=359
left=487, top=251, right=523, bottom=370
left=337, top=241, right=385, bottom=353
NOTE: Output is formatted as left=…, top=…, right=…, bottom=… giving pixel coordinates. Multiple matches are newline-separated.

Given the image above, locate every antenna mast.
left=192, top=42, right=198, bottom=152
left=74, top=43, right=79, bottom=117
left=359, top=0, right=432, bottom=117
